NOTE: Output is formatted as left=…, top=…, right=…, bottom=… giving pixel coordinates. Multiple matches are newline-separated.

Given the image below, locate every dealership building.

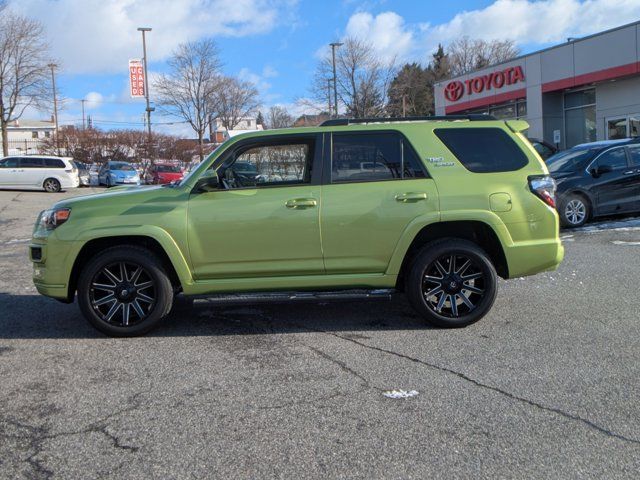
left=434, top=21, right=640, bottom=150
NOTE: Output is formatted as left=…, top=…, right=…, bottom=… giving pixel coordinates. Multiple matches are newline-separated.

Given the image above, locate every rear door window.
left=627, top=146, right=640, bottom=166
left=331, top=132, right=425, bottom=183
left=434, top=128, right=529, bottom=173
left=20, top=157, right=45, bottom=168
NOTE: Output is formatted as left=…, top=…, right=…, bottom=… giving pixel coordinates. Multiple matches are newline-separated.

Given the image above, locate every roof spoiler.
left=505, top=119, right=530, bottom=133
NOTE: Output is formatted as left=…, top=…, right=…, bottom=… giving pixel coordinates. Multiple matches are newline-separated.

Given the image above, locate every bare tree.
left=154, top=39, right=221, bottom=161
left=312, top=37, right=396, bottom=118
left=0, top=13, right=52, bottom=156
left=447, top=37, right=519, bottom=76
left=214, top=76, right=260, bottom=130
left=266, top=105, right=293, bottom=129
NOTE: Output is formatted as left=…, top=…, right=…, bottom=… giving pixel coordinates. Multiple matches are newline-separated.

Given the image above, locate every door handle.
left=285, top=198, right=317, bottom=209
left=395, top=192, right=428, bottom=203
left=623, top=170, right=635, bottom=175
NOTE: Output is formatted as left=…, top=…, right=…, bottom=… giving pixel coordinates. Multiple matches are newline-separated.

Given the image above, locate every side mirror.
left=591, top=165, right=613, bottom=177
left=194, top=174, right=220, bottom=193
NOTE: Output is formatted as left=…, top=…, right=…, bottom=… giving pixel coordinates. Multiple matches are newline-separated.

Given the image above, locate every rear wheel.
left=77, top=246, right=173, bottom=337
left=43, top=178, right=61, bottom=193
left=406, top=239, right=498, bottom=328
left=559, top=194, right=589, bottom=228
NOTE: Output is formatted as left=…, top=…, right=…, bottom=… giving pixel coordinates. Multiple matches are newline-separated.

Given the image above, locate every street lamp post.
left=329, top=42, right=343, bottom=118
left=47, top=63, right=59, bottom=155
left=137, top=27, right=153, bottom=158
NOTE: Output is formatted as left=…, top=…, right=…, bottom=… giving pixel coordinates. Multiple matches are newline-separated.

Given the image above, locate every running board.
left=189, top=289, right=395, bottom=305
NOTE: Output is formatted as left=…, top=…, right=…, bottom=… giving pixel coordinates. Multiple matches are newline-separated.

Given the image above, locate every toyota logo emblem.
left=444, top=81, right=464, bottom=102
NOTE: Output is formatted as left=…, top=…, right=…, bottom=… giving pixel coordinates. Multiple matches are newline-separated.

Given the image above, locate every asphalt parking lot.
left=1, top=188, right=639, bottom=479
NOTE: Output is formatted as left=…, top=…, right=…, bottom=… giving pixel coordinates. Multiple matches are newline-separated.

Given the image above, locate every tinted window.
left=110, top=163, right=135, bottom=171
left=156, top=165, right=181, bottom=173
left=222, top=141, right=313, bottom=188
left=0, top=158, right=19, bottom=168
left=628, top=146, right=640, bottom=166
left=546, top=148, right=598, bottom=173
left=595, top=147, right=628, bottom=170
left=331, top=133, right=424, bottom=183
left=435, top=128, right=529, bottom=173
left=44, top=158, right=65, bottom=168
left=20, top=157, right=45, bottom=168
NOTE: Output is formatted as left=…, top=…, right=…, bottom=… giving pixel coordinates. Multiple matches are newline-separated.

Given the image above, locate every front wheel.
left=406, top=239, right=498, bottom=328
left=77, top=246, right=174, bottom=337
left=559, top=194, right=590, bottom=228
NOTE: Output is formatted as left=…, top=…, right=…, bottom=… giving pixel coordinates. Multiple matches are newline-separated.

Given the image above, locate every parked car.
left=74, top=161, right=91, bottom=186
left=146, top=163, right=184, bottom=185
left=528, top=138, right=557, bottom=160
left=546, top=138, right=640, bottom=227
left=0, top=155, right=79, bottom=192
left=98, top=161, right=141, bottom=187
left=30, top=115, right=563, bottom=336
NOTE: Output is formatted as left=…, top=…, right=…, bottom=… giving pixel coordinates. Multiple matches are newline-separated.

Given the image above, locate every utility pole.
left=329, top=42, right=343, bottom=118
left=327, top=79, right=332, bottom=117
left=47, top=63, right=59, bottom=155
left=81, top=99, right=86, bottom=130
left=137, top=27, right=153, bottom=159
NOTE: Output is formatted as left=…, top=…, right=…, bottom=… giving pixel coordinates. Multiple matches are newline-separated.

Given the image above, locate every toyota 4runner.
left=30, top=116, right=564, bottom=336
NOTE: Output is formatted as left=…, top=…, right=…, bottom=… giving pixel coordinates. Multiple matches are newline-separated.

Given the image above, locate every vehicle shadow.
left=0, top=292, right=429, bottom=340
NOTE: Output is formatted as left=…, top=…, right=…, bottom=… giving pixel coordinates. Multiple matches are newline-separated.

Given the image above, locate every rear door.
left=20, top=157, right=48, bottom=187
left=589, top=146, right=635, bottom=215
left=321, top=131, right=439, bottom=274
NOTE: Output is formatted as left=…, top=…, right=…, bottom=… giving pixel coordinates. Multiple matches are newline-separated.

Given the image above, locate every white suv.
left=0, top=156, right=80, bottom=192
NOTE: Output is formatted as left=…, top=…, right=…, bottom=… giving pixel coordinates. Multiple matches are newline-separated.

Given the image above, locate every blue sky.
left=7, top=0, right=640, bottom=136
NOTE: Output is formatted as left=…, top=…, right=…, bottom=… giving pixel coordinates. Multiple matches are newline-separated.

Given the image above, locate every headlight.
left=39, top=208, right=71, bottom=230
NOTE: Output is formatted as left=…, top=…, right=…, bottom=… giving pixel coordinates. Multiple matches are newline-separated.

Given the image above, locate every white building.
left=210, top=117, right=263, bottom=144
left=6, top=119, right=56, bottom=154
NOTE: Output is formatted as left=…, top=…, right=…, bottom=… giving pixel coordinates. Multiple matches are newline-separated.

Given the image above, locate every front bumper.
left=30, top=236, right=80, bottom=302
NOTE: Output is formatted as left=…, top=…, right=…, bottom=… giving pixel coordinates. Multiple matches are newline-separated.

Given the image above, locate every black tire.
left=406, top=239, right=498, bottom=328
left=43, top=178, right=61, bottom=193
left=559, top=193, right=590, bottom=228
left=77, top=246, right=173, bottom=337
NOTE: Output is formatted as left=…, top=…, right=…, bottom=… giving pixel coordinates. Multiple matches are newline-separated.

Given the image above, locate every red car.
left=147, top=164, right=184, bottom=185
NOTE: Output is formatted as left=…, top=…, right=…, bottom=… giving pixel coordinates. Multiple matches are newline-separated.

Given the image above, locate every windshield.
left=546, top=148, right=598, bottom=173
left=156, top=165, right=181, bottom=173
left=111, top=162, right=135, bottom=171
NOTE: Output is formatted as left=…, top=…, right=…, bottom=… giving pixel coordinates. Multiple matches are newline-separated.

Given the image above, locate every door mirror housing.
left=194, top=173, right=220, bottom=193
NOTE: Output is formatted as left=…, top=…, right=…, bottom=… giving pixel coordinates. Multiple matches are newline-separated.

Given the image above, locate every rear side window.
left=627, top=146, right=640, bottom=166
left=44, top=158, right=66, bottom=168
left=434, top=128, right=529, bottom=173
left=20, top=157, right=45, bottom=168
left=331, top=132, right=425, bottom=183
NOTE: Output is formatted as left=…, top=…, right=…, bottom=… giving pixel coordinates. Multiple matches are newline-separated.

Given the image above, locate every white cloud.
left=84, top=92, right=104, bottom=110
left=7, top=0, right=298, bottom=74
left=421, top=0, right=640, bottom=52
left=238, top=67, right=272, bottom=94
left=345, top=11, right=414, bottom=63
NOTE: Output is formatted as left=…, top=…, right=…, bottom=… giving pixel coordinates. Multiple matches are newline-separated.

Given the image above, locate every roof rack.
left=319, top=114, right=497, bottom=127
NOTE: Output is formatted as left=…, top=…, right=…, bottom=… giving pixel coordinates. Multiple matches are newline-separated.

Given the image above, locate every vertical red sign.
left=129, top=59, right=145, bottom=98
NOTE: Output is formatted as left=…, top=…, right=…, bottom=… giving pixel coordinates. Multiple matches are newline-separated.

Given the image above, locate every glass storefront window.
left=565, top=105, right=596, bottom=147
left=564, top=88, right=596, bottom=148
left=630, top=116, right=640, bottom=138
left=607, top=117, right=628, bottom=139
left=489, top=104, right=516, bottom=119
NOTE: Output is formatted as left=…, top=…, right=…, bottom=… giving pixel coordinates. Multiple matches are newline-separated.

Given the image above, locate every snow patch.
left=383, top=389, right=419, bottom=399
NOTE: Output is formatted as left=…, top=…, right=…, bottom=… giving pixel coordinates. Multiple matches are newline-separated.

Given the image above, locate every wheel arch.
left=67, top=233, right=191, bottom=301
left=392, top=220, right=509, bottom=292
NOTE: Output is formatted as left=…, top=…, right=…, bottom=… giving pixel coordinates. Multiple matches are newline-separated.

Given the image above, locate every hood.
left=53, top=185, right=163, bottom=208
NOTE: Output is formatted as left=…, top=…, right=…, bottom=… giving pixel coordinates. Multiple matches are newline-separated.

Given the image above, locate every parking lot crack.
left=319, top=330, right=640, bottom=447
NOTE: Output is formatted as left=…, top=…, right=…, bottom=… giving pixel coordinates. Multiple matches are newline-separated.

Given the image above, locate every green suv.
left=30, top=116, right=564, bottom=336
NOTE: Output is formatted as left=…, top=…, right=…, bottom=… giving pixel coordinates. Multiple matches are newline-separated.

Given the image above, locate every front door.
left=187, top=134, right=324, bottom=280
left=589, top=146, right=636, bottom=215
left=321, top=131, right=439, bottom=274
left=0, top=157, right=20, bottom=187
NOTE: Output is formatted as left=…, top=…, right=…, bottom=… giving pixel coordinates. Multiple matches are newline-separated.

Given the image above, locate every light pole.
left=137, top=27, right=153, bottom=158
left=329, top=42, right=343, bottom=118
left=47, top=63, right=59, bottom=155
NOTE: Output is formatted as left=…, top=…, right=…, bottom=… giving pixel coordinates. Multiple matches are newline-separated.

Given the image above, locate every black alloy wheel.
left=78, top=246, right=173, bottom=336
left=406, top=239, right=498, bottom=328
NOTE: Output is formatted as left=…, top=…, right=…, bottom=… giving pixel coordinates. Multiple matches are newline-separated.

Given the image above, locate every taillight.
left=528, top=175, right=556, bottom=208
